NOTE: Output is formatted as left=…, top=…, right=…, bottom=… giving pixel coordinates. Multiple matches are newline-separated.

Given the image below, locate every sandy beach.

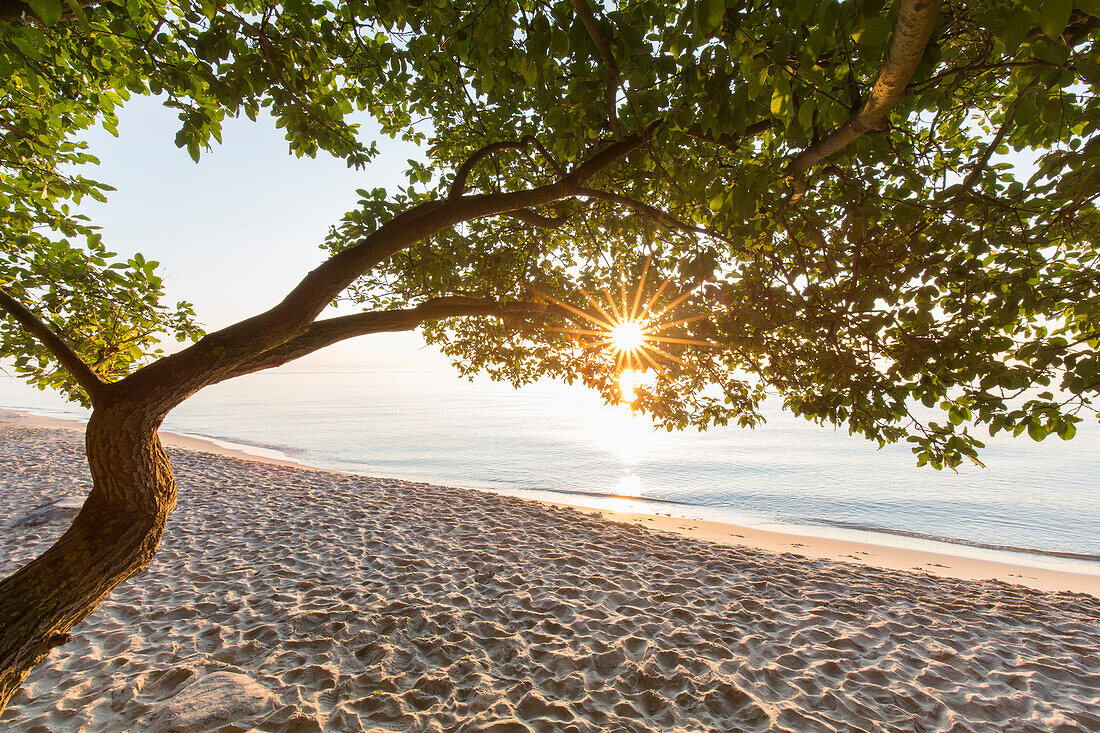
left=1, top=413, right=1098, bottom=731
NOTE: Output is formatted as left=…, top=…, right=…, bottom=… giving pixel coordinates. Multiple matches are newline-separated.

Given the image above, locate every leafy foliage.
left=1, top=0, right=387, bottom=399
left=1, top=2, right=198, bottom=402
left=326, top=0, right=1100, bottom=469
left=3, top=0, right=1099, bottom=466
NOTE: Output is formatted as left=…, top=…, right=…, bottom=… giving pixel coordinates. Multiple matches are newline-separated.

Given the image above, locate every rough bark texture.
left=0, top=398, right=174, bottom=711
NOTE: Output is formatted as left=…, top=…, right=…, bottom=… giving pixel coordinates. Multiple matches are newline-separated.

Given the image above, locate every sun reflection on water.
left=594, top=405, right=658, bottom=466
left=618, top=473, right=642, bottom=498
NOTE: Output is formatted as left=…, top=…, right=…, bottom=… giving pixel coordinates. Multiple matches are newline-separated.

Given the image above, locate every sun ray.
left=648, top=336, right=714, bottom=346
left=649, top=313, right=712, bottom=332
left=636, top=346, right=661, bottom=371
left=527, top=286, right=608, bottom=327
left=602, top=287, right=621, bottom=319
left=650, top=285, right=699, bottom=321
left=576, top=285, right=616, bottom=325
left=525, top=258, right=727, bottom=401
left=630, top=255, right=652, bottom=321
left=643, top=277, right=672, bottom=316
left=639, top=341, right=687, bottom=366
left=538, top=327, right=607, bottom=336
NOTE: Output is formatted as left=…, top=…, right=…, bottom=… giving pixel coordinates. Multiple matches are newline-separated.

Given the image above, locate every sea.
left=2, top=369, right=1098, bottom=574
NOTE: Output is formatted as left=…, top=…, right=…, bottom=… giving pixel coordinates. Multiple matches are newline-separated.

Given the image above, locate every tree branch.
left=121, top=133, right=646, bottom=407
left=449, top=140, right=530, bottom=199
left=564, top=129, right=648, bottom=184
left=572, top=0, right=622, bottom=135
left=685, top=120, right=772, bottom=152
left=948, top=89, right=1027, bottom=206
left=786, top=0, right=943, bottom=198
left=504, top=209, right=573, bottom=229
left=0, top=288, right=106, bottom=402
left=218, top=297, right=547, bottom=381
left=577, top=186, right=740, bottom=249
left=449, top=135, right=564, bottom=200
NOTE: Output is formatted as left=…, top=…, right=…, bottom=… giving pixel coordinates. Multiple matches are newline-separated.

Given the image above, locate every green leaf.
left=1001, top=8, right=1034, bottom=53
left=27, top=0, right=63, bottom=24
left=770, top=87, right=786, bottom=116
left=851, top=16, right=893, bottom=49
left=696, top=0, right=726, bottom=37
left=1026, top=420, right=1049, bottom=442
left=1040, top=0, right=1072, bottom=38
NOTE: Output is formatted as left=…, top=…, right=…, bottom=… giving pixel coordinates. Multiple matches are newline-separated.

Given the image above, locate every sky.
left=76, top=95, right=450, bottom=372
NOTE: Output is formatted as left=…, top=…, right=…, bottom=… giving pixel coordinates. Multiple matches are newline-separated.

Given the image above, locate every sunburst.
left=528, top=256, right=714, bottom=403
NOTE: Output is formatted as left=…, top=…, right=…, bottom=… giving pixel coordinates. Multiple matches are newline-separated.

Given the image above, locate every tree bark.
left=0, top=398, right=175, bottom=711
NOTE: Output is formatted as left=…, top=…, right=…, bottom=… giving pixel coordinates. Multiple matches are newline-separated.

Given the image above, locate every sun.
left=528, top=256, right=714, bottom=404
left=611, top=320, right=645, bottom=352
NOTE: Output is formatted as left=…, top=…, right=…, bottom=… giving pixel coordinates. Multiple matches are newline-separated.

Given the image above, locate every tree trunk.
left=0, top=400, right=176, bottom=712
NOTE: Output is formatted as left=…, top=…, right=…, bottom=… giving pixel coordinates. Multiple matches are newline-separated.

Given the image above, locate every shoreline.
left=3, top=407, right=1096, bottom=596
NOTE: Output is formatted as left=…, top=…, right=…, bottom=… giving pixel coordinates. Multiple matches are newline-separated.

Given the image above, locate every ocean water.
left=2, top=370, right=1098, bottom=571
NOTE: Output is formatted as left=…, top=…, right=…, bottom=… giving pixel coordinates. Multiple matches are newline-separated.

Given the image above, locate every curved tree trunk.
left=0, top=132, right=647, bottom=715
left=0, top=399, right=175, bottom=711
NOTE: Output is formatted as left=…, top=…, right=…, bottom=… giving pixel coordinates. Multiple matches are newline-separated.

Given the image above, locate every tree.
left=1, top=0, right=1097, bottom=713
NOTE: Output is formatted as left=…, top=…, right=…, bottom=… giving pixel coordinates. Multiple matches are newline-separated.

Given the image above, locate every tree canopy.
left=2, top=0, right=1099, bottom=469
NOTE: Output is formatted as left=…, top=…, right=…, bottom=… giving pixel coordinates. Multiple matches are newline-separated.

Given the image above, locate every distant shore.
left=3, top=407, right=1096, bottom=596
left=2, top=412, right=1098, bottom=731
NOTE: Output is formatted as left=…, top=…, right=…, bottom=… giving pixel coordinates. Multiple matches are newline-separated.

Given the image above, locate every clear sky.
left=77, top=95, right=450, bottom=372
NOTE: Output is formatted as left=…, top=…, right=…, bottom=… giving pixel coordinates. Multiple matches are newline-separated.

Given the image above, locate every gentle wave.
left=802, top=518, right=1100, bottom=563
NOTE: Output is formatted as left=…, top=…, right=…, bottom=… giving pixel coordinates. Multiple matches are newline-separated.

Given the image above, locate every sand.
left=1, top=417, right=1098, bottom=731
